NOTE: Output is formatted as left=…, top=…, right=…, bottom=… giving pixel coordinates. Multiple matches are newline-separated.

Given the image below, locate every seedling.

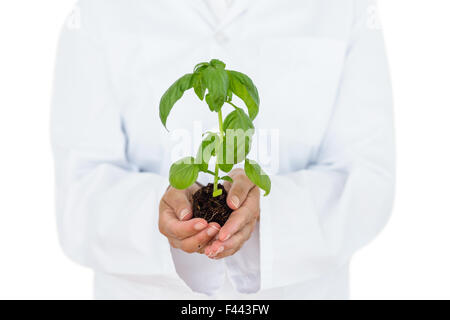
left=159, top=59, right=270, bottom=225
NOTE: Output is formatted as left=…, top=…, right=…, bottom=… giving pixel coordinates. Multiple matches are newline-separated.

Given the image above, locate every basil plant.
left=159, top=59, right=271, bottom=197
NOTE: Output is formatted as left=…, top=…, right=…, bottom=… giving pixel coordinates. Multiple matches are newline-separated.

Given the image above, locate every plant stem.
left=213, top=162, right=220, bottom=195
left=226, top=101, right=239, bottom=110
left=213, top=109, right=225, bottom=197
left=204, top=169, right=216, bottom=177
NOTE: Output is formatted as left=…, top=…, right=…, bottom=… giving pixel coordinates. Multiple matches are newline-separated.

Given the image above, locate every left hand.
left=204, top=169, right=260, bottom=259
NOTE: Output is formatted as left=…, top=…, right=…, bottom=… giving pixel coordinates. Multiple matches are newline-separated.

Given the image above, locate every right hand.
left=159, top=184, right=221, bottom=254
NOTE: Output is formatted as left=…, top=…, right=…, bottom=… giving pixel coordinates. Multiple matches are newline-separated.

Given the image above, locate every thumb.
left=163, top=188, right=193, bottom=221
left=226, top=172, right=254, bottom=210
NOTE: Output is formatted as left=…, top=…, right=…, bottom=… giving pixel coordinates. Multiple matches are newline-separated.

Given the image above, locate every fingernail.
left=221, top=234, right=231, bottom=242
left=180, top=209, right=190, bottom=221
left=210, top=246, right=224, bottom=258
left=194, top=222, right=207, bottom=231
left=230, top=196, right=240, bottom=208
left=207, top=227, right=219, bottom=237
left=210, top=224, right=220, bottom=232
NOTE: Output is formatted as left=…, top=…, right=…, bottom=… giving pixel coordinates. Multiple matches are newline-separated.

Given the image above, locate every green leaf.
left=192, top=73, right=206, bottom=100
left=159, top=73, right=194, bottom=128
left=244, top=159, right=271, bottom=196
left=194, top=62, right=209, bottom=73
left=209, top=59, right=226, bottom=69
left=203, top=65, right=229, bottom=112
left=218, top=133, right=252, bottom=165
left=219, top=162, right=233, bottom=173
left=205, top=93, right=217, bottom=112
left=221, top=176, right=233, bottom=183
left=169, top=157, right=200, bottom=190
left=228, top=70, right=260, bottom=120
left=196, top=133, right=219, bottom=172
left=213, top=189, right=223, bottom=197
left=223, top=108, right=255, bottom=131
left=227, top=88, right=233, bottom=101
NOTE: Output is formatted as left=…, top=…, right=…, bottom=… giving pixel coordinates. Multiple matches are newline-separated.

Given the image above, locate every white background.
left=0, top=0, right=449, bottom=300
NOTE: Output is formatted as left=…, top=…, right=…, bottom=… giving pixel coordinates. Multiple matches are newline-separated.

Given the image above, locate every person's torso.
left=84, top=0, right=353, bottom=299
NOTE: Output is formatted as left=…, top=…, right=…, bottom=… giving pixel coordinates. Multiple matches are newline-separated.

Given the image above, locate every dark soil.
left=192, top=183, right=233, bottom=226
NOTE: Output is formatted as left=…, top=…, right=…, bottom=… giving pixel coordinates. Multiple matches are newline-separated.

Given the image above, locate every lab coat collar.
left=189, top=0, right=251, bottom=31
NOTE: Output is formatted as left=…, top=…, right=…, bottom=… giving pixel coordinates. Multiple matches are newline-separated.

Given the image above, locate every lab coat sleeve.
left=259, top=0, right=395, bottom=289
left=51, top=2, right=176, bottom=276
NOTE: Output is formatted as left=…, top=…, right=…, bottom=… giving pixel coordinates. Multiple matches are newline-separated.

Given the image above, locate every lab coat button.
left=214, top=32, right=230, bottom=45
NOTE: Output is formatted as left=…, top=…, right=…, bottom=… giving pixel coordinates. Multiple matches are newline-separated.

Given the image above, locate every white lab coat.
left=51, top=0, right=395, bottom=300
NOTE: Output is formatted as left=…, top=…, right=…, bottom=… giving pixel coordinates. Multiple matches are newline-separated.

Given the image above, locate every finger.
left=222, top=179, right=232, bottom=192
left=171, top=223, right=221, bottom=254
left=198, top=230, right=220, bottom=254
left=208, top=222, right=254, bottom=256
left=205, top=221, right=255, bottom=258
left=226, top=170, right=255, bottom=210
left=211, top=248, right=237, bottom=260
left=216, top=208, right=250, bottom=242
left=218, top=187, right=260, bottom=242
left=159, top=200, right=208, bottom=239
left=163, top=187, right=194, bottom=221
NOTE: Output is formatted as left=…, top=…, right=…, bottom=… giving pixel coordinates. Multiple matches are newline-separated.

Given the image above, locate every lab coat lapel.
left=187, top=0, right=216, bottom=30
left=188, top=0, right=251, bottom=31
left=220, top=0, right=250, bottom=29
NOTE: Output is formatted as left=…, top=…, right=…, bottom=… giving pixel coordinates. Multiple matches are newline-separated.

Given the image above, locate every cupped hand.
left=204, top=169, right=260, bottom=259
left=159, top=184, right=221, bottom=254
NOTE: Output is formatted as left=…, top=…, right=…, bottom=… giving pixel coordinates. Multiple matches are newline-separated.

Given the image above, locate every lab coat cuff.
left=259, top=189, right=274, bottom=290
